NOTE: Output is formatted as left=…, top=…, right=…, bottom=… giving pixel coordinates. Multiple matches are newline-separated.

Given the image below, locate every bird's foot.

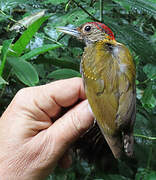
left=123, top=134, right=134, bottom=157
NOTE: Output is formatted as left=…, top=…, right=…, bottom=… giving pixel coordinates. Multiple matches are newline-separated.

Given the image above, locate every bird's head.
left=58, top=22, right=115, bottom=45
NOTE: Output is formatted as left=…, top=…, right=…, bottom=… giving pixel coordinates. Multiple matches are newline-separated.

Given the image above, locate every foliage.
left=0, top=0, right=156, bottom=179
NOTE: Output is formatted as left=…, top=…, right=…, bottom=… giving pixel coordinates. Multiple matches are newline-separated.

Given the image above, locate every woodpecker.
left=58, top=22, right=136, bottom=159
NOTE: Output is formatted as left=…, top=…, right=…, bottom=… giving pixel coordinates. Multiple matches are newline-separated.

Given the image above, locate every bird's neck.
left=81, top=40, right=119, bottom=81
left=84, top=36, right=116, bottom=46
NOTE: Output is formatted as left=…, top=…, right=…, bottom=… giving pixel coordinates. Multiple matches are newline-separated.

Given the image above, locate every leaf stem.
left=137, top=73, right=156, bottom=85
left=71, top=0, right=99, bottom=22
left=0, top=69, right=12, bottom=99
left=100, top=0, right=104, bottom=22
left=0, top=10, right=17, bottom=23
left=44, top=36, right=63, bottom=46
left=65, top=0, right=71, bottom=12
left=134, top=133, right=156, bottom=140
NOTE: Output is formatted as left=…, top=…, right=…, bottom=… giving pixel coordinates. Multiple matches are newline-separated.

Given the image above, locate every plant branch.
left=65, top=0, right=72, bottom=12
left=137, top=73, right=156, bottom=85
left=134, top=133, right=156, bottom=140
left=100, top=0, right=104, bottom=22
left=0, top=69, right=12, bottom=99
left=45, top=36, right=63, bottom=46
left=71, top=0, right=99, bottom=22
left=0, top=10, right=17, bottom=23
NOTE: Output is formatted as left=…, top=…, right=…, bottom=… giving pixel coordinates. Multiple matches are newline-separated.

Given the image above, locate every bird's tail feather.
left=104, top=134, right=123, bottom=159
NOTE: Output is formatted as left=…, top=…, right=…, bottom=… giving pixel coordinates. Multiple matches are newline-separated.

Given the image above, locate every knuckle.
left=72, top=77, right=81, bottom=81
left=72, top=77, right=82, bottom=84
left=69, top=109, right=83, bottom=136
left=14, top=87, right=34, bottom=104
left=16, top=87, right=30, bottom=97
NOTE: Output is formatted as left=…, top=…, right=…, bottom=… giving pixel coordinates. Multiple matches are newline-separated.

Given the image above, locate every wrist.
left=0, top=145, right=51, bottom=180
left=0, top=163, right=42, bottom=180
left=0, top=151, right=39, bottom=180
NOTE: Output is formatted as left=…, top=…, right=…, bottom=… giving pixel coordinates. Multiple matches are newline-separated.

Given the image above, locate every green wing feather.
left=81, top=41, right=136, bottom=158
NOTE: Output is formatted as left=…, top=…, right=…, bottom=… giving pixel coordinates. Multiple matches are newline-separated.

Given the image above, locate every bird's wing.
left=114, top=44, right=136, bottom=132
left=113, top=44, right=136, bottom=156
left=82, top=43, right=120, bottom=136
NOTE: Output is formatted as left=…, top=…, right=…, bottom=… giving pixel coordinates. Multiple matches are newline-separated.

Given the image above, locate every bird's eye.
left=84, top=25, right=91, bottom=32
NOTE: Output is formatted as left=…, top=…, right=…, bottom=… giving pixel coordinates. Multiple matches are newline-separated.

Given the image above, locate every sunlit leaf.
left=136, top=88, right=144, bottom=100
left=44, top=26, right=60, bottom=40
left=0, top=76, right=8, bottom=85
left=0, top=0, right=24, bottom=11
left=11, top=15, right=50, bottom=56
left=20, top=44, right=62, bottom=60
left=10, top=10, right=46, bottom=32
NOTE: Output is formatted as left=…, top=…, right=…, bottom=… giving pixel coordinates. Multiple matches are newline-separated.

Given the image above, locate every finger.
left=43, top=77, right=86, bottom=107
left=38, top=77, right=85, bottom=118
left=9, top=77, right=85, bottom=119
left=46, top=100, right=94, bottom=159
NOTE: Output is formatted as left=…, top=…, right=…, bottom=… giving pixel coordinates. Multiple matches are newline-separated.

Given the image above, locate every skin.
left=0, top=78, right=94, bottom=180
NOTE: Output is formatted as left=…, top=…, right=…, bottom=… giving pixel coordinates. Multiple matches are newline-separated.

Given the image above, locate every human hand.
left=0, top=78, right=94, bottom=180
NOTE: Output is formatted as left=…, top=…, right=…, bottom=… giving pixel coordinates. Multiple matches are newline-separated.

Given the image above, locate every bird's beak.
left=57, top=26, right=81, bottom=38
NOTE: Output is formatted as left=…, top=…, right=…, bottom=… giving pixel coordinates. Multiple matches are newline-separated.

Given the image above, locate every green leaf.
left=136, top=88, right=144, bottom=100
left=0, top=39, right=13, bottom=76
left=0, top=76, right=8, bottom=85
left=20, top=44, right=62, bottom=61
left=44, top=0, right=68, bottom=5
left=7, top=57, right=39, bottom=86
left=44, top=26, right=60, bottom=40
left=11, top=15, right=50, bottom=57
left=61, top=8, right=95, bottom=26
left=113, top=0, right=131, bottom=11
left=143, top=64, right=156, bottom=80
left=134, top=113, right=153, bottom=143
left=113, top=0, right=156, bottom=15
left=46, top=58, right=80, bottom=71
left=48, top=8, right=95, bottom=29
left=135, top=168, right=156, bottom=180
left=0, top=0, right=25, bottom=11
left=47, top=68, right=81, bottom=80
left=71, top=47, right=83, bottom=57
left=141, top=84, right=156, bottom=109
left=103, top=16, right=156, bottom=63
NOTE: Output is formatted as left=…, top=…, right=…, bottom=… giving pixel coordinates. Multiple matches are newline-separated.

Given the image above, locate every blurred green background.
left=0, top=0, right=156, bottom=179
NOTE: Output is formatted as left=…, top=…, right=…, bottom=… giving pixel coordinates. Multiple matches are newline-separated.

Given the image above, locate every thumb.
left=46, top=100, right=94, bottom=155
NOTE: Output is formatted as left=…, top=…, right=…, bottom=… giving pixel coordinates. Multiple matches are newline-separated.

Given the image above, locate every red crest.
left=88, top=22, right=115, bottom=40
